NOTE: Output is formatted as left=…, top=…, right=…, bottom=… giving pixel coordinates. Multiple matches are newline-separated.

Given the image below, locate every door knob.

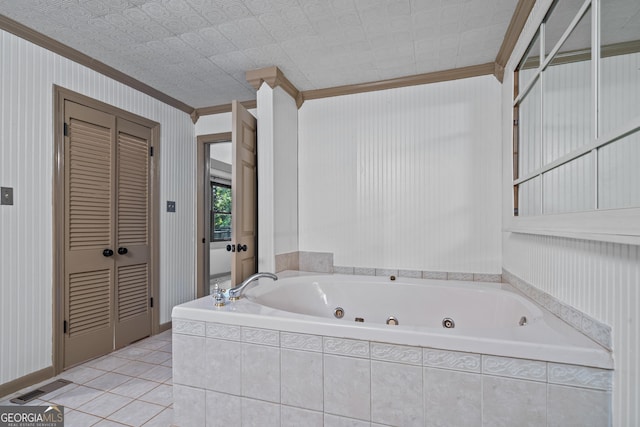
left=117, top=247, right=128, bottom=255
left=102, top=249, right=114, bottom=257
left=226, top=244, right=236, bottom=252
left=237, top=244, right=247, bottom=252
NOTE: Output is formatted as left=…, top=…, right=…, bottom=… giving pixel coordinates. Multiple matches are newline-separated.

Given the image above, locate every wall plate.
left=167, top=201, right=176, bottom=212
left=1, top=187, right=13, bottom=205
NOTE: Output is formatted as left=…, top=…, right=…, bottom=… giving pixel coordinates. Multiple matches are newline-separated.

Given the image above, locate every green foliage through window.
left=211, top=182, right=231, bottom=241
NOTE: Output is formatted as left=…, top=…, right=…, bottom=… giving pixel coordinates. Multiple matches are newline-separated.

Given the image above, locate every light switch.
left=1, top=187, right=13, bottom=205
left=167, top=201, right=176, bottom=212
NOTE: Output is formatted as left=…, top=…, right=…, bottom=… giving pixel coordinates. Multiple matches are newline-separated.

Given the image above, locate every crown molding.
left=0, top=14, right=195, bottom=116
left=300, top=62, right=496, bottom=103
left=494, top=0, right=536, bottom=81
left=192, top=100, right=257, bottom=122
left=246, top=66, right=303, bottom=107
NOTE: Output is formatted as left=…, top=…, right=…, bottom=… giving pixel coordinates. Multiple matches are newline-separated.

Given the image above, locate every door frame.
left=196, top=132, right=232, bottom=299
left=52, top=86, right=161, bottom=374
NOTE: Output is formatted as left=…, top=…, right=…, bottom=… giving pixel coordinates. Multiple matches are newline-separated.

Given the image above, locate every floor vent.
left=10, top=379, right=73, bottom=405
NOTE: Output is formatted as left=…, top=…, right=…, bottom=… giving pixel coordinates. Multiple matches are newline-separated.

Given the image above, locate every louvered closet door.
left=114, top=118, right=151, bottom=348
left=64, top=101, right=116, bottom=368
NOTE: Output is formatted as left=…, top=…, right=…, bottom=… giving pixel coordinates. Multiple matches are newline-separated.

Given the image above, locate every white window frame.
left=505, top=0, right=640, bottom=245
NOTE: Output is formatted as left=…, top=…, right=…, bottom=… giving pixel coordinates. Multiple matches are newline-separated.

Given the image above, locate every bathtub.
left=172, top=272, right=613, bottom=426
left=174, top=272, right=611, bottom=367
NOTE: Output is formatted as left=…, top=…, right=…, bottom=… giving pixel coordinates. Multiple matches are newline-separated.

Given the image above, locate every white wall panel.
left=256, top=85, right=299, bottom=271
left=299, top=75, right=502, bottom=273
left=0, top=29, right=195, bottom=385
left=503, top=233, right=639, bottom=427
left=503, top=2, right=640, bottom=425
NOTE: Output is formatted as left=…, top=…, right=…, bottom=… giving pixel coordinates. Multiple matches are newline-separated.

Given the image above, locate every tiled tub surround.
left=172, top=272, right=613, bottom=426
left=172, top=322, right=612, bottom=427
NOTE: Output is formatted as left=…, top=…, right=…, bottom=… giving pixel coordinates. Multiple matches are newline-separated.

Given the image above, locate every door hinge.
left=150, top=297, right=154, bottom=308
left=513, top=119, right=519, bottom=126
left=149, top=146, right=154, bottom=156
left=63, top=320, right=68, bottom=334
left=63, top=122, right=69, bottom=136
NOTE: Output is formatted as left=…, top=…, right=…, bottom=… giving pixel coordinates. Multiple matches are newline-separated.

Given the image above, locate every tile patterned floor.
left=0, top=329, right=174, bottom=427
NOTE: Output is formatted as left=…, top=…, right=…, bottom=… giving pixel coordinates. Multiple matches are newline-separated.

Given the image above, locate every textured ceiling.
left=0, top=0, right=520, bottom=108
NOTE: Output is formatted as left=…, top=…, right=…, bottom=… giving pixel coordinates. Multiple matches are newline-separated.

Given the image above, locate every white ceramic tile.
left=131, top=338, right=168, bottom=351
left=423, top=348, right=481, bottom=373
left=241, top=343, right=280, bottom=402
left=138, top=383, right=173, bottom=407
left=86, top=355, right=130, bottom=372
left=473, top=273, right=502, bottom=282
left=281, top=348, right=323, bottom=411
left=241, top=397, right=280, bottom=427
left=76, top=392, right=133, bottom=418
left=447, top=272, right=474, bottom=280
left=375, top=268, right=398, bottom=277
left=324, top=337, right=370, bottom=358
left=142, top=407, right=174, bottom=427
left=280, top=332, right=322, bottom=352
left=115, top=346, right=154, bottom=361
left=333, top=266, right=355, bottom=274
left=281, top=406, right=323, bottom=427
left=157, top=342, right=172, bottom=353
left=83, top=372, right=131, bottom=391
left=206, top=322, right=241, bottom=341
left=398, top=269, right=422, bottom=278
left=354, top=267, right=375, bottom=276
left=58, top=366, right=107, bottom=384
left=138, top=365, right=173, bottom=383
left=142, top=350, right=172, bottom=365
left=371, top=360, right=423, bottom=426
left=548, top=363, right=613, bottom=390
left=205, top=390, right=241, bottom=427
left=110, top=378, right=160, bottom=399
left=299, top=251, right=333, bottom=273
left=482, top=376, right=546, bottom=427
left=173, top=319, right=206, bottom=336
left=422, top=271, right=447, bottom=280
left=424, top=368, right=481, bottom=427
left=48, top=385, right=104, bottom=409
left=113, top=360, right=156, bottom=377
left=547, top=385, right=611, bottom=427
left=241, top=327, right=279, bottom=346
left=63, top=409, right=103, bottom=427
left=324, top=413, right=371, bottom=427
left=324, top=354, right=371, bottom=421
left=173, top=384, right=206, bottom=427
left=371, top=342, right=422, bottom=365
left=203, top=338, right=242, bottom=395
left=173, top=334, right=205, bottom=388
left=482, top=355, right=547, bottom=382
left=93, top=420, right=129, bottom=427
left=108, top=399, right=165, bottom=426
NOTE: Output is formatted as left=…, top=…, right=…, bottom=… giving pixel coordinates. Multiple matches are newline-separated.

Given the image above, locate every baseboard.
left=158, top=321, right=172, bottom=333
left=0, top=366, right=54, bottom=400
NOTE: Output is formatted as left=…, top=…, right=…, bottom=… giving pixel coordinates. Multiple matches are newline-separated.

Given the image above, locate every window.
left=210, top=182, right=231, bottom=242
left=513, top=0, right=640, bottom=218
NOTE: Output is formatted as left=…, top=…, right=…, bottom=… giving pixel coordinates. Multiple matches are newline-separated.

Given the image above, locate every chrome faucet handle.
left=212, top=284, right=225, bottom=307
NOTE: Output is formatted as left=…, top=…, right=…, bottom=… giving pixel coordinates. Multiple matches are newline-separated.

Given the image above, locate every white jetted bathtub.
left=172, top=272, right=613, bottom=426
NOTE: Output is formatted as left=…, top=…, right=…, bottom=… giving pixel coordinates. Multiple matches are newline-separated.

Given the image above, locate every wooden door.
left=231, top=101, right=258, bottom=285
left=63, top=102, right=151, bottom=368
left=64, top=101, right=116, bottom=368
left=114, top=118, right=152, bottom=348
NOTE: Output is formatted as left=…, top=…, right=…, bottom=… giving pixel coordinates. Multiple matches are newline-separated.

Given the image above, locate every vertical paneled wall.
left=256, top=85, right=299, bottom=271
left=0, top=29, right=194, bottom=385
left=298, top=75, right=502, bottom=273
left=503, top=233, right=639, bottom=426
left=503, top=1, right=640, bottom=425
